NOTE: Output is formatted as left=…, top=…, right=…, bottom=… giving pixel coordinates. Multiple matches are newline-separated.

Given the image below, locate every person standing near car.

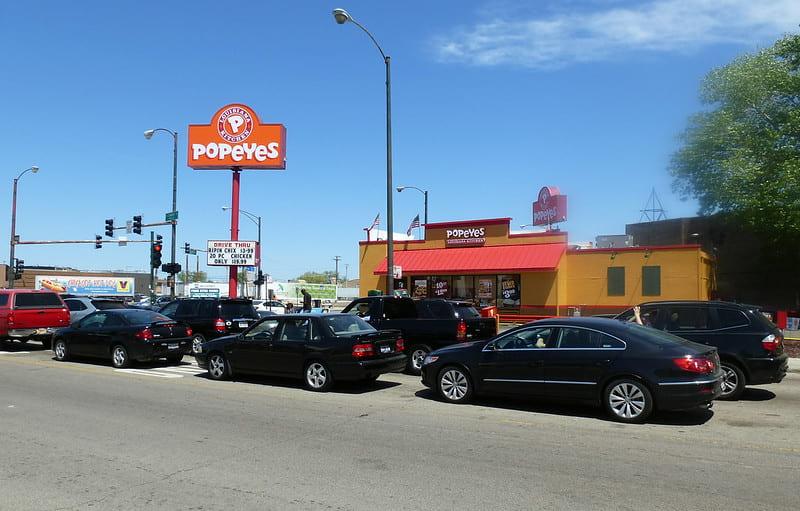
left=301, top=288, right=312, bottom=312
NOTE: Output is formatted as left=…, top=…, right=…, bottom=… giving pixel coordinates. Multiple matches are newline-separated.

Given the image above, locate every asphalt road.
left=1, top=342, right=798, bottom=511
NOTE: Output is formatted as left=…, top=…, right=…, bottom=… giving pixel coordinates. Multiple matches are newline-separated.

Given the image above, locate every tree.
left=178, top=271, right=208, bottom=283
left=295, top=271, right=336, bottom=284
left=671, top=34, right=800, bottom=244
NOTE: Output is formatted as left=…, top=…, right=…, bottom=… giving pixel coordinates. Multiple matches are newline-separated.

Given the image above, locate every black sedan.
left=52, top=309, right=193, bottom=368
left=195, top=314, right=407, bottom=391
left=420, top=317, right=724, bottom=423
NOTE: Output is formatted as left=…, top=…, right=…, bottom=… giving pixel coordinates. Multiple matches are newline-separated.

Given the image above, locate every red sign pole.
left=229, top=169, right=241, bottom=298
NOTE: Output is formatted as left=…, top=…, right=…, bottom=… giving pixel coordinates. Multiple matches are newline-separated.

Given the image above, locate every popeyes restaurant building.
left=358, top=189, right=714, bottom=321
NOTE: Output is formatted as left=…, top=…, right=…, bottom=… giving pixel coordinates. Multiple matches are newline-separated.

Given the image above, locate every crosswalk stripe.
left=114, top=369, right=183, bottom=379
left=156, top=366, right=206, bottom=375
left=0, top=351, right=30, bottom=355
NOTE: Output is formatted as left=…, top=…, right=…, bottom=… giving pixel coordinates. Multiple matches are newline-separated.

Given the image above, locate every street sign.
left=165, top=211, right=179, bottom=222
left=393, top=265, right=402, bottom=279
left=189, top=249, right=197, bottom=255
left=118, top=236, right=128, bottom=247
left=125, top=220, right=132, bottom=234
left=206, top=240, right=257, bottom=266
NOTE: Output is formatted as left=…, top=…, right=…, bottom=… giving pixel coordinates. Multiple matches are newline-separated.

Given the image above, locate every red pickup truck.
left=0, top=290, right=70, bottom=349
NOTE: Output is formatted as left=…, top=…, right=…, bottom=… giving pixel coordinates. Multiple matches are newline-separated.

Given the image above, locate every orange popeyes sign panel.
left=187, top=103, right=286, bottom=170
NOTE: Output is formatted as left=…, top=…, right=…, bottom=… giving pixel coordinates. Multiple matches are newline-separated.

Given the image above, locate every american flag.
left=368, top=213, right=380, bottom=230
left=406, top=214, right=420, bottom=236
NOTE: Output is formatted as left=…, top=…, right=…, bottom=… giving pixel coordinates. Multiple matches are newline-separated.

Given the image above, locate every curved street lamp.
left=144, top=128, right=179, bottom=297
left=333, top=7, right=396, bottom=294
left=8, top=166, right=40, bottom=288
left=222, top=206, right=262, bottom=299
left=396, top=185, right=428, bottom=227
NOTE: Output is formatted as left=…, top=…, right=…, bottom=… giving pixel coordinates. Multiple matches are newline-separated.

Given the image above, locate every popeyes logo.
left=188, top=103, right=286, bottom=170
left=446, top=227, right=486, bottom=247
left=533, top=186, right=567, bottom=226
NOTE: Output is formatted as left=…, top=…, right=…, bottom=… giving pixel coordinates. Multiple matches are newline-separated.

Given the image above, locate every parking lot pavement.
left=1, top=342, right=798, bottom=510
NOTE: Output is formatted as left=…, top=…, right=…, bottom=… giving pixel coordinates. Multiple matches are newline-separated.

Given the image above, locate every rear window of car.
left=121, top=310, right=170, bottom=325
left=220, top=302, right=258, bottom=319
left=0, top=294, right=8, bottom=307
left=324, top=315, right=376, bottom=335
left=454, top=304, right=480, bottom=318
left=623, top=322, right=694, bottom=346
left=716, top=308, right=750, bottom=329
left=92, top=300, right=126, bottom=310
left=14, top=292, right=63, bottom=308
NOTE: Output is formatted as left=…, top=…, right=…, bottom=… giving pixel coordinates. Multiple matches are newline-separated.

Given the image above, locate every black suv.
left=616, top=301, right=788, bottom=399
left=158, top=298, right=259, bottom=353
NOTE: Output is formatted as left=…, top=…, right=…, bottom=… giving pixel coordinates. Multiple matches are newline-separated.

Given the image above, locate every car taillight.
left=456, top=320, right=467, bottom=341
left=762, top=334, right=782, bottom=353
left=352, top=343, right=375, bottom=359
left=673, top=356, right=715, bottom=374
left=214, top=318, right=226, bottom=333
left=186, top=327, right=193, bottom=337
left=135, top=328, right=154, bottom=341
left=396, top=338, right=405, bottom=352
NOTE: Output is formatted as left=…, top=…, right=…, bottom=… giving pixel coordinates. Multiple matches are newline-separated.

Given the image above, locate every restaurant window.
left=642, top=266, right=661, bottom=296
left=497, top=274, right=521, bottom=310
left=451, top=276, right=475, bottom=301
left=607, top=267, right=625, bottom=296
left=430, top=276, right=451, bottom=299
left=475, top=277, right=496, bottom=307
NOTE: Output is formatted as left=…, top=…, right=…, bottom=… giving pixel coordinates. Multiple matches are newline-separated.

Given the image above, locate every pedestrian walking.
left=301, top=288, right=312, bottom=312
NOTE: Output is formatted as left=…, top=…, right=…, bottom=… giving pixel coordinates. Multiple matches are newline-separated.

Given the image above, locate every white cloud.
left=434, top=0, right=800, bottom=69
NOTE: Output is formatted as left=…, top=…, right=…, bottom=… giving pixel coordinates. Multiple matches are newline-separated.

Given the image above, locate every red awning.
left=374, top=243, right=565, bottom=275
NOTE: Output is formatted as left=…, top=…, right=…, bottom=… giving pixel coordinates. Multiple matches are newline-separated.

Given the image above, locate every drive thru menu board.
left=207, top=240, right=257, bottom=266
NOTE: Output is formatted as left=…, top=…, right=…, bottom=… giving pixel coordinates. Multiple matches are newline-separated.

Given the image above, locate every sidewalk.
left=788, top=357, right=800, bottom=371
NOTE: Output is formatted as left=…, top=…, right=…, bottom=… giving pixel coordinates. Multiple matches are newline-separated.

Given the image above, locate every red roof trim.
left=568, top=244, right=702, bottom=254
left=424, top=217, right=512, bottom=229
left=359, top=240, right=426, bottom=246
left=508, top=231, right=568, bottom=239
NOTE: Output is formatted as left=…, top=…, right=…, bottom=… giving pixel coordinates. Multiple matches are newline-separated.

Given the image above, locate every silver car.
left=63, top=297, right=128, bottom=324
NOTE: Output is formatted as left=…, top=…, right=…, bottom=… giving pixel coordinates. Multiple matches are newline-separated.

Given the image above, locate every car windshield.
left=120, top=310, right=171, bottom=325
left=324, top=315, right=376, bottom=336
left=220, top=302, right=258, bottom=319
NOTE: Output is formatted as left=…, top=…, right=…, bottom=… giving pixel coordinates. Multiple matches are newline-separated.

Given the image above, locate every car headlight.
left=422, top=355, right=439, bottom=366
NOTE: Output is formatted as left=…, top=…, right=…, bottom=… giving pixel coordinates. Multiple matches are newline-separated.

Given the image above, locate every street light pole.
left=333, top=8, right=394, bottom=295
left=8, top=166, right=39, bottom=288
left=223, top=206, right=261, bottom=299
left=144, top=128, right=179, bottom=298
left=396, top=185, right=428, bottom=227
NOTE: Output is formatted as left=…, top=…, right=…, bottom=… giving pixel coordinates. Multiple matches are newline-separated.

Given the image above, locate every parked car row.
left=0, top=289, right=788, bottom=423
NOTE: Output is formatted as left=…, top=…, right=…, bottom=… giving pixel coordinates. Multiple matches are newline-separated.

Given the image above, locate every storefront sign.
left=207, top=240, right=258, bottom=266
left=533, top=186, right=567, bottom=226
left=500, top=277, right=520, bottom=301
left=433, top=278, right=449, bottom=297
left=188, top=104, right=286, bottom=170
left=35, top=275, right=134, bottom=296
left=413, top=279, right=428, bottom=298
left=445, top=227, right=486, bottom=247
left=477, top=278, right=494, bottom=299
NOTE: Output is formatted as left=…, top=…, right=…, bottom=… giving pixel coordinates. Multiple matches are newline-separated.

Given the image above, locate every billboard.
left=533, top=186, right=567, bottom=226
left=188, top=104, right=286, bottom=170
left=35, top=275, right=135, bottom=297
left=207, top=240, right=258, bottom=266
left=272, top=282, right=337, bottom=302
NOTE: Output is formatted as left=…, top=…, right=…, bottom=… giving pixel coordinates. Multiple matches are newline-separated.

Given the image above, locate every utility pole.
left=344, top=263, right=350, bottom=285
left=333, top=255, right=341, bottom=285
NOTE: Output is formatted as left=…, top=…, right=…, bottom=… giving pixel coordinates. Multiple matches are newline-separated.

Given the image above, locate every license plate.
left=238, top=322, right=248, bottom=329
left=380, top=346, right=391, bottom=354
left=167, top=343, right=179, bottom=350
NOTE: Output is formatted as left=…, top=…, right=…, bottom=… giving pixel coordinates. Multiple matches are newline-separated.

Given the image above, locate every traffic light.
left=104, top=219, right=114, bottom=237
left=132, top=215, right=142, bottom=235
left=151, top=235, right=163, bottom=269
left=254, top=270, right=265, bottom=286
left=14, top=259, right=24, bottom=280
left=184, top=242, right=190, bottom=254
left=95, top=235, right=102, bottom=249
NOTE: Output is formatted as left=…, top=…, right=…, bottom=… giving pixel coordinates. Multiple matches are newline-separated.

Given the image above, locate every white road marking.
left=113, top=363, right=205, bottom=379
left=0, top=351, right=30, bottom=355
left=114, top=369, right=183, bottom=379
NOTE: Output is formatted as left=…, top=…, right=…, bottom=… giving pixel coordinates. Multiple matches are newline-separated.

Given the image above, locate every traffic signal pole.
left=149, top=231, right=155, bottom=301
left=228, top=170, right=241, bottom=298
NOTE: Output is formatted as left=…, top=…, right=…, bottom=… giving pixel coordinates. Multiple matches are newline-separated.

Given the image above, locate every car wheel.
left=719, top=362, right=746, bottom=400
left=207, top=353, right=229, bottom=381
left=41, top=338, right=52, bottom=350
left=604, top=379, right=653, bottom=423
left=53, top=339, right=68, bottom=361
left=407, top=346, right=429, bottom=375
left=111, top=344, right=130, bottom=369
left=191, top=334, right=206, bottom=354
left=438, top=366, right=473, bottom=404
left=166, top=353, right=184, bottom=364
left=304, top=361, right=333, bottom=392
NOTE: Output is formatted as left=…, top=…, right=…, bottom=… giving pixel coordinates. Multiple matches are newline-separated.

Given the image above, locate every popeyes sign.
left=188, top=104, right=286, bottom=170
left=533, top=186, right=567, bottom=226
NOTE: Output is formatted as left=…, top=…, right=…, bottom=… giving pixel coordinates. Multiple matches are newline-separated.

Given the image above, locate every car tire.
left=41, top=338, right=52, bottom=350
left=111, top=344, right=130, bottom=369
left=207, top=353, right=229, bottom=380
left=53, top=339, right=68, bottom=361
left=406, top=345, right=430, bottom=376
left=304, top=360, right=333, bottom=392
left=166, top=353, right=184, bottom=364
left=437, top=366, right=473, bottom=404
left=718, top=362, right=746, bottom=400
left=191, top=334, right=206, bottom=354
left=604, top=378, right=653, bottom=423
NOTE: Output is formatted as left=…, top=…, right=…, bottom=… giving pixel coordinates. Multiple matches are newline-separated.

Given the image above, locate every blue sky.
left=1, top=0, right=797, bottom=282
